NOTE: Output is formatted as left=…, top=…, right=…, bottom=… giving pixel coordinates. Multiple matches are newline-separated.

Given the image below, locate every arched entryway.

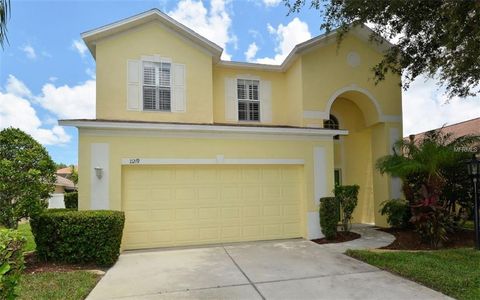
left=325, top=87, right=396, bottom=226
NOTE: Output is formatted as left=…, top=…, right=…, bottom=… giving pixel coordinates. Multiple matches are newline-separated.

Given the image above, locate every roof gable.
left=82, top=9, right=223, bottom=60
left=218, top=25, right=393, bottom=72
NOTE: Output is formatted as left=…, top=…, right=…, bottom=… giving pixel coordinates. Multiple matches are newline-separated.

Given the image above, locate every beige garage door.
left=122, top=164, right=303, bottom=250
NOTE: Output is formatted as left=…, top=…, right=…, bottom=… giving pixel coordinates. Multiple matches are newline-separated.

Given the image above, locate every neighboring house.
left=48, top=174, right=76, bottom=209
left=408, top=117, right=480, bottom=142
left=60, top=9, right=403, bottom=250
left=56, top=166, right=75, bottom=178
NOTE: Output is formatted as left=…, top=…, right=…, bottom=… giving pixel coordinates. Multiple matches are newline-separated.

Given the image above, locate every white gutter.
left=59, top=120, right=348, bottom=137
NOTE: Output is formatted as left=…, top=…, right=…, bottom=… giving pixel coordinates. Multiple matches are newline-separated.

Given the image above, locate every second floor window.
left=143, top=61, right=171, bottom=111
left=237, top=79, right=260, bottom=121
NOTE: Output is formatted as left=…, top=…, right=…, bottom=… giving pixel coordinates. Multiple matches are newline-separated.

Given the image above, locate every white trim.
left=60, top=120, right=348, bottom=137
left=325, top=84, right=383, bottom=118
left=122, top=157, right=305, bottom=165
left=303, top=110, right=329, bottom=120
left=217, top=25, right=392, bottom=72
left=306, top=84, right=403, bottom=125
left=82, top=9, right=222, bottom=59
left=313, top=147, right=328, bottom=206
left=307, top=211, right=324, bottom=239
left=79, top=128, right=336, bottom=141
left=91, top=143, right=109, bottom=210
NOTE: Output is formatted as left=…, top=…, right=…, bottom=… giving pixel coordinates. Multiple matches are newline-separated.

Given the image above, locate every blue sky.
left=1, top=0, right=479, bottom=165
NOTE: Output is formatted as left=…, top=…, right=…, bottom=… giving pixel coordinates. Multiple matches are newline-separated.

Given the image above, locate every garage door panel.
left=198, top=207, right=219, bottom=219
left=122, top=165, right=303, bottom=249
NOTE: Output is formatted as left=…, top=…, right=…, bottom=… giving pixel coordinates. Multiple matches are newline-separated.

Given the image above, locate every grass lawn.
left=18, top=223, right=36, bottom=252
left=18, top=271, right=100, bottom=300
left=347, top=248, right=480, bottom=300
left=0, top=222, right=36, bottom=252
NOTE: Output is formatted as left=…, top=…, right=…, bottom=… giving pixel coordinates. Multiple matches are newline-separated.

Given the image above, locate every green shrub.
left=0, top=229, right=26, bottom=299
left=64, top=192, right=78, bottom=210
left=30, top=210, right=125, bottom=266
left=380, top=199, right=411, bottom=228
left=320, top=197, right=338, bottom=240
left=334, top=185, right=360, bottom=232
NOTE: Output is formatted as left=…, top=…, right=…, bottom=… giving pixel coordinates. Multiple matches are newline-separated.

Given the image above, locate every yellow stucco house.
left=60, top=9, right=403, bottom=250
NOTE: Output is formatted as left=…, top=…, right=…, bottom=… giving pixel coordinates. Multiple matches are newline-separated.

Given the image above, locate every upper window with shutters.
left=126, top=56, right=186, bottom=113
left=143, top=61, right=172, bottom=111
left=237, top=79, right=260, bottom=121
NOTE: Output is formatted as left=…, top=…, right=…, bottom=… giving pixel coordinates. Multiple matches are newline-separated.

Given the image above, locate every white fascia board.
left=217, top=25, right=392, bottom=72
left=82, top=9, right=223, bottom=59
left=59, top=120, right=348, bottom=137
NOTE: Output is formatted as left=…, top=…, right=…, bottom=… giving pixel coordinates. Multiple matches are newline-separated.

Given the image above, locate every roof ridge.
left=410, top=116, right=480, bottom=136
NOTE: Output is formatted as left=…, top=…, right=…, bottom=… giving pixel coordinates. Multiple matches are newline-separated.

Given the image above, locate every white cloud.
left=245, top=42, right=259, bottom=62
left=255, top=18, right=311, bottom=65
left=21, top=44, right=37, bottom=59
left=72, top=39, right=88, bottom=57
left=5, top=75, right=32, bottom=98
left=402, top=75, right=480, bottom=136
left=263, top=0, right=282, bottom=7
left=0, top=75, right=96, bottom=146
left=169, top=0, right=234, bottom=60
left=37, top=80, right=96, bottom=119
left=0, top=79, right=70, bottom=145
left=48, top=76, right=58, bottom=82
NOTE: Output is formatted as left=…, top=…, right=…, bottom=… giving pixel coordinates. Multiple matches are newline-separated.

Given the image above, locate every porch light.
left=466, top=153, right=480, bottom=250
left=94, top=166, right=103, bottom=179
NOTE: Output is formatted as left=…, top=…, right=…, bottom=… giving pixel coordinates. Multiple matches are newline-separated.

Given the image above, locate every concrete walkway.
left=87, top=227, right=450, bottom=300
left=322, top=224, right=396, bottom=253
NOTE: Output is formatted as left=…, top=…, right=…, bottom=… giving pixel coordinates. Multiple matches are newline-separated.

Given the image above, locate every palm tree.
left=376, top=129, right=479, bottom=248
left=0, top=0, right=10, bottom=48
left=376, top=129, right=479, bottom=202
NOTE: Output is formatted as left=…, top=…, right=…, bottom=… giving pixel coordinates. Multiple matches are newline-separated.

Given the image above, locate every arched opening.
left=328, top=89, right=383, bottom=224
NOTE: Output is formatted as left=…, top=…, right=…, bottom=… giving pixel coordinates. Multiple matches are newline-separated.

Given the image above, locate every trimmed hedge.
left=320, top=197, right=338, bottom=240
left=30, top=210, right=125, bottom=266
left=64, top=192, right=78, bottom=210
left=0, top=229, right=26, bottom=299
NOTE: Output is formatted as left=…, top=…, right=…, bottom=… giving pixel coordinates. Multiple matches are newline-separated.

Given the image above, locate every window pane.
left=238, top=101, right=247, bottom=121
left=251, top=83, right=259, bottom=100
left=237, top=79, right=246, bottom=100
left=249, top=102, right=260, bottom=121
left=143, top=66, right=156, bottom=85
left=143, top=86, right=156, bottom=110
left=158, top=88, right=171, bottom=111
left=159, top=63, right=171, bottom=87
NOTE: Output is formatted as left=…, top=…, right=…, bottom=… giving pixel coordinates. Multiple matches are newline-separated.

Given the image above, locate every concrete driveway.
left=87, top=239, right=450, bottom=300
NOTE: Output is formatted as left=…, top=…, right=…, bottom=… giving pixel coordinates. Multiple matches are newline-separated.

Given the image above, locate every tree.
left=0, top=128, right=56, bottom=228
left=285, top=0, right=480, bottom=98
left=69, top=164, right=78, bottom=185
left=376, top=129, right=479, bottom=247
left=0, top=0, right=10, bottom=48
left=376, top=129, right=478, bottom=202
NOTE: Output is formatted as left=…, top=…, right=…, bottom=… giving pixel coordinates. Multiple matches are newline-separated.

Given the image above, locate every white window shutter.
left=260, top=80, right=272, bottom=123
left=172, top=63, right=186, bottom=112
left=127, top=60, right=141, bottom=111
left=225, top=77, right=237, bottom=121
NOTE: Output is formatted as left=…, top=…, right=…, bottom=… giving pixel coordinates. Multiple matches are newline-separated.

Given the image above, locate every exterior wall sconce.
left=94, top=166, right=103, bottom=179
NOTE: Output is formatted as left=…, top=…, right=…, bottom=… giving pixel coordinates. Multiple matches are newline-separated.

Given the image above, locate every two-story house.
left=60, top=9, right=403, bottom=250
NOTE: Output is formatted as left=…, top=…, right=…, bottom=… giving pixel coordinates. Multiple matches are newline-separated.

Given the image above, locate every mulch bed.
left=379, top=228, right=475, bottom=250
left=24, top=252, right=104, bottom=274
left=311, top=231, right=361, bottom=245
